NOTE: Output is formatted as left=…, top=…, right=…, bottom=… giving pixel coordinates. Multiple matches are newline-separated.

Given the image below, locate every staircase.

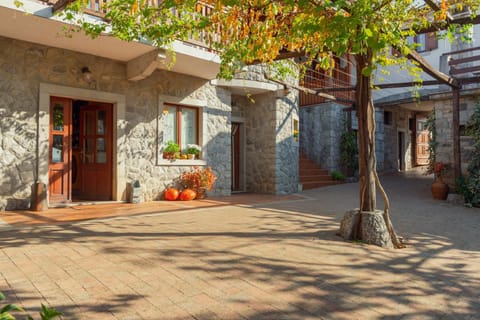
left=299, top=153, right=342, bottom=190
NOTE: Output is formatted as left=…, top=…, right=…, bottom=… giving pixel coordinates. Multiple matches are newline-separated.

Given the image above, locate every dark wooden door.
left=398, top=131, right=405, bottom=171
left=231, top=123, right=241, bottom=191
left=79, top=103, right=113, bottom=200
left=49, top=97, right=72, bottom=203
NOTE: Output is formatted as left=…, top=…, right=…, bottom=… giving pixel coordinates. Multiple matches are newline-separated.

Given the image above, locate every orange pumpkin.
left=179, top=189, right=197, bottom=201
left=164, top=188, right=179, bottom=201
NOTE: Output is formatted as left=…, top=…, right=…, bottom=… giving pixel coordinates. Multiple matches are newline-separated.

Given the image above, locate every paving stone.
left=0, top=172, right=479, bottom=319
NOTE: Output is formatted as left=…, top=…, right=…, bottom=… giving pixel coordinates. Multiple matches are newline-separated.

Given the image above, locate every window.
left=409, top=118, right=415, bottom=131
left=163, top=104, right=199, bottom=153
left=407, top=32, right=438, bottom=52
left=384, top=111, right=393, bottom=126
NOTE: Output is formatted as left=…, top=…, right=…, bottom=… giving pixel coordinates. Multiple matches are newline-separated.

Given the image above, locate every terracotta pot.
left=431, top=178, right=449, bottom=200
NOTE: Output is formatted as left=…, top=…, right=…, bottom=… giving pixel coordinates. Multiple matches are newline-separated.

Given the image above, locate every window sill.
left=157, top=159, right=207, bottom=166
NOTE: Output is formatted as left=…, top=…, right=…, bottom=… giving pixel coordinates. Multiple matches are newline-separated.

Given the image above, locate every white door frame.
left=39, top=83, right=127, bottom=203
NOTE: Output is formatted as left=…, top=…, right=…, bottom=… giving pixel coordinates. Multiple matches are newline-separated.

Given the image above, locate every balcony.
left=442, top=46, right=480, bottom=89
left=299, top=57, right=354, bottom=107
left=47, top=0, right=215, bottom=51
left=0, top=0, right=220, bottom=80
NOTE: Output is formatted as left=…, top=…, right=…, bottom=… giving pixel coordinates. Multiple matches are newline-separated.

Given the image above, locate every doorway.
left=415, top=119, right=430, bottom=166
left=48, top=97, right=113, bottom=204
left=231, top=122, right=244, bottom=192
left=398, top=131, right=405, bottom=171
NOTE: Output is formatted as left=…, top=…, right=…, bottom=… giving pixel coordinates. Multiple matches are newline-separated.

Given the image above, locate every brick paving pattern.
left=1, top=171, right=479, bottom=319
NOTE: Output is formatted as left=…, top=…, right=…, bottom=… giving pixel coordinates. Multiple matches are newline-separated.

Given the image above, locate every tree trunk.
left=355, top=53, right=376, bottom=212
left=339, top=51, right=404, bottom=249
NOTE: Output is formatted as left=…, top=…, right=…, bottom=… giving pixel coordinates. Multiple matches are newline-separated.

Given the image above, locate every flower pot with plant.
left=163, top=141, right=180, bottom=160
left=180, top=166, right=217, bottom=199
left=432, top=161, right=450, bottom=200
left=186, top=144, right=201, bottom=160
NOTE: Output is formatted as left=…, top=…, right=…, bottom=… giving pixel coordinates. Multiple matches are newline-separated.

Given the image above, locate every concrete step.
left=300, top=174, right=334, bottom=182
left=299, top=162, right=323, bottom=170
left=301, top=181, right=343, bottom=190
left=299, top=168, right=330, bottom=176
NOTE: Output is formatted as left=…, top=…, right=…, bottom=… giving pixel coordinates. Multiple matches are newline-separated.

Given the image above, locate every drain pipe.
left=31, top=93, right=47, bottom=211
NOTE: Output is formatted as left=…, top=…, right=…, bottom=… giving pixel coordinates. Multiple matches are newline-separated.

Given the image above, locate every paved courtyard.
left=1, top=170, right=479, bottom=319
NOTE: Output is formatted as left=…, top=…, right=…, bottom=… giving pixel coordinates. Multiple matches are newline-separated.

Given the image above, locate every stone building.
left=374, top=23, right=480, bottom=182
left=0, top=1, right=299, bottom=210
left=299, top=23, right=480, bottom=180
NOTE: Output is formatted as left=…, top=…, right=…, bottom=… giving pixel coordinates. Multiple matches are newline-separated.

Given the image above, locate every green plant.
left=0, top=291, right=62, bottom=320
left=460, top=101, right=480, bottom=207
left=163, top=141, right=180, bottom=154
left=425, top=111, right=437, bottom=175
left=331, top=170, right=346, bottom=181
left=186, top=144, right=201, bottom=156
left=340, top=122, right=358, bottom=177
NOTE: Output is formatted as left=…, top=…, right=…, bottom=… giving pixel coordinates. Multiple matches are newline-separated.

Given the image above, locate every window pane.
left=97, top=110, right=105, bottom=135
left=53, top=104, right=64, bottom=131
left=181, top=107, right=197, bottom=150
left=52, top=135, right=63, bottom=163
left=163, top=106, right=177, bottom=144
left=96, top=138, right=106, bottom=163
left=417, top=34, right=426, bottom=52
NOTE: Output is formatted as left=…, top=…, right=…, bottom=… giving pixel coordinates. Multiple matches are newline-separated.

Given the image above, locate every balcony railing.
left=300, top=58, right=354, bottom=107
left=42, top=0, right=215, bottom=50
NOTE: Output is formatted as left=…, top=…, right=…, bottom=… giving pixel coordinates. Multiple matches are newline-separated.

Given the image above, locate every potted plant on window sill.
left=163, top=141, right=180, bottom=160
left=186, top=144, right=201, bottom=160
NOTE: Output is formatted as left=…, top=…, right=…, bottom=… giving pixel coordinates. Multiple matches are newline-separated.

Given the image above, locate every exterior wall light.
left=81, top=67, right=93, bottom=83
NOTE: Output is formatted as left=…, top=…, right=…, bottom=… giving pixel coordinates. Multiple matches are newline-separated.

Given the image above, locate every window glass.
left=181, top=107, right=197, bottom=150
left=163, top=106, right=177, bottom=144
left=97, top=138, right=106, bottom=163
left=53, top=104, right=64, bottom=131
left=52, top=135, right=63, bottom=163
left=416, top=34, right=426, bottom=52
left=97, top=110, right=105, bottom=135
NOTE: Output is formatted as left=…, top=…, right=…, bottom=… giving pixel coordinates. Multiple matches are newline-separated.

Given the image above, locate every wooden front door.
left=49, top=97, right=72, bottom=203
left=416, top=128, right=430, bottom=166
left=79, top=103, right=113, bottom=200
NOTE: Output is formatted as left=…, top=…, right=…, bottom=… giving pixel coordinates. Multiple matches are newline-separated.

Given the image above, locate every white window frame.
left=157, top=94, right=207, bottom=166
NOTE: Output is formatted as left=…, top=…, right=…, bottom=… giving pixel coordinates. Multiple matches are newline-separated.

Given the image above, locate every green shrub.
left=331, top=170, right=346, bottom=181
left=460, top=101, right=480, bottom=207
left=340, top=130, right=358, bottom=177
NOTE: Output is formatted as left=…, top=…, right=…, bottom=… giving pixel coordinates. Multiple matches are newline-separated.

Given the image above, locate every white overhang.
left=211, top=79, right=285, bottom=95
left=0, top=2, right=220, bottom=80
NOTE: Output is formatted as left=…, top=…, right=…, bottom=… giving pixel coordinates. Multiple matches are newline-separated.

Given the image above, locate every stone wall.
left=300, top=103, right=385, bottom=173
left=382, top=107, right=415, bottom=172
left=274, top=89, right=300, bottom=194
left=300, top=102, right=345, bottom=172
left=435, top=92, right=480, bottom=185
left=234, top=89, right=299, bottom=194
left=0, top=36, right=232, bottom=210
left=241, top=93, right=277, bottom=194
left=351, top=107, right=385, bottom=173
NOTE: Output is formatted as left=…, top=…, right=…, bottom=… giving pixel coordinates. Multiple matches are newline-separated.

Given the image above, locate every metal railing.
left=43, top=0, right=215, bottom=50
left=300, top=62, right=354, bottom=106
